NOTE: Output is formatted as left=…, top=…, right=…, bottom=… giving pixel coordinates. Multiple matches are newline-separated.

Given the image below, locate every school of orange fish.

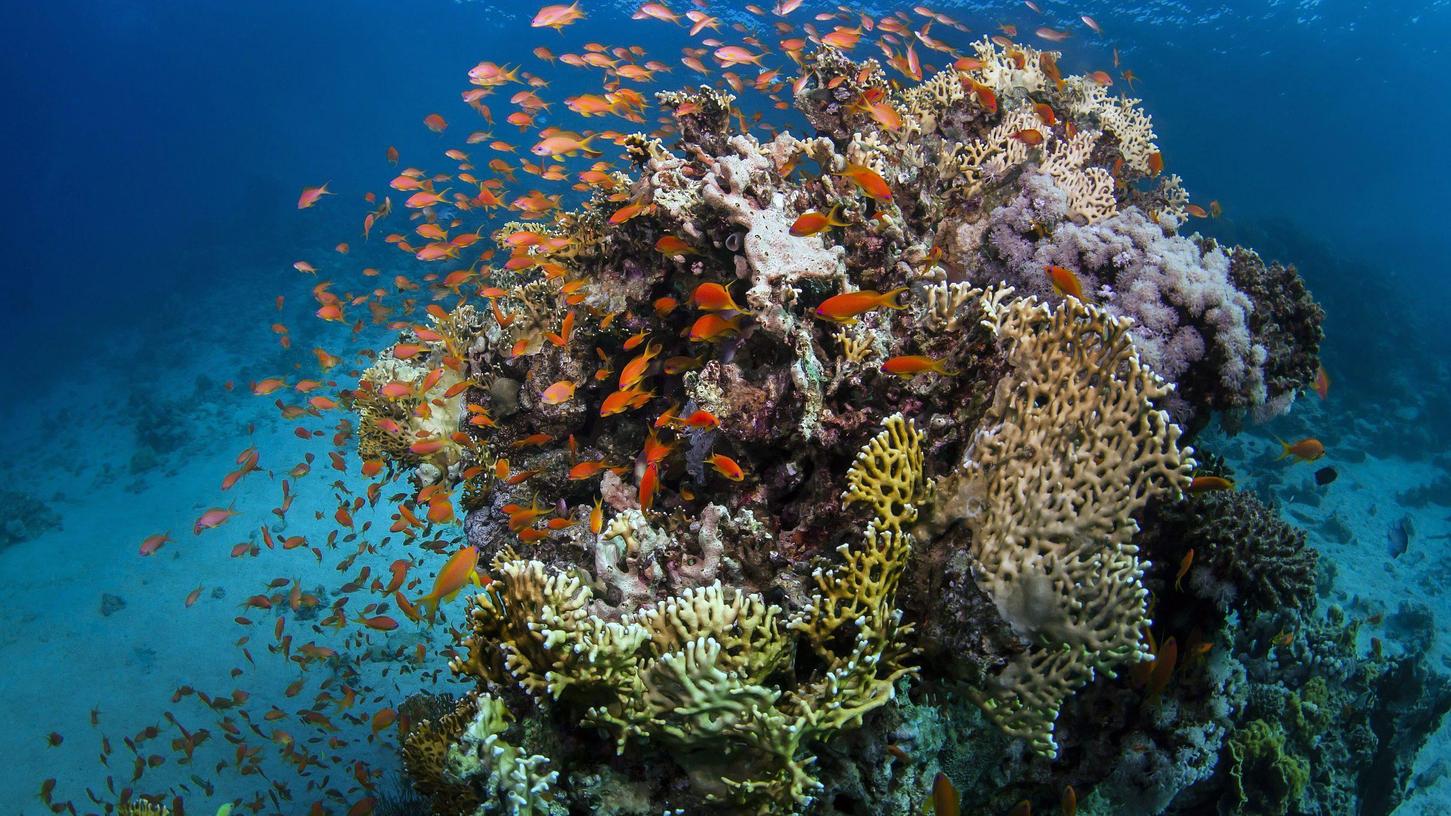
left=34, top=2, right=1336, bottom=814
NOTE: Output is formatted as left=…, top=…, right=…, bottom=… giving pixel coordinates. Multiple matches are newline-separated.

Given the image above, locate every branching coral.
left=450, top=416, right=926, bottom=812
left=957, top=292, right=1194, bottom=757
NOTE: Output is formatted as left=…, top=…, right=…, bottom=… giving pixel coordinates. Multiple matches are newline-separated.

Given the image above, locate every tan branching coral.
left=959, top=292, right=1194, bottom=756
left=451, top=416, right=929, bottom=813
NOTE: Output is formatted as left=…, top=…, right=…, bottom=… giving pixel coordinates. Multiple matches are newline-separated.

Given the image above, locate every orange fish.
left=814, top=287, right=907, bottom=324
left=1174, top=548, right=1194, bottom=591
left=1035, top=26, right=1070, bottom=42
left=688, top=313, right=743, bottom=341
left=1010, top=128, right=1045, bottom=146
left=600, top=386, right=653, bottom=416
left=1313, top=364, right=1330, bottom=400
left=1147, top=151, right=1165, bottom=176
left=881, top=355, right=955, bottom=378
left=639, top=462, right=660, bottom=511
left=789, top=205, right=848, bottom=237
left=139, top=532, right=172, bottom=557
left=692, top=282, right=744, bottom=312
left=1276, top=437, right=1325, bottom=462
left=589, top=495, right=604, bottom=535
left=541, top=379, right=576, bottom=405
left=193, top=506, right=237, bottom=535
left=707, top=453, right=745, bottom=481
left=297, top=183, right=332, bottom=210
left=714, top=45, right=764, bottom=67
left=354, top=615, right=399, bottom=631
left=1148, top=636, right=1178, bottom=696
left=532, top=1, right=585, bottom=30
left=423, top=113, right=447, bottom=133
left=838, top=162, right=892, bottom=202
left=655, top=234, right=695, bottom=255
left=415, top=546, right=481, bottom=621
left=675, top=409, right=719, bottom=430
left=1062, top=785, right=1077, bottom=816
left=1045, top=265, right=1084, bottom=300
left=1187, top=475, right=1234, bottom=493
left=932, top=773, right=959, bottom=816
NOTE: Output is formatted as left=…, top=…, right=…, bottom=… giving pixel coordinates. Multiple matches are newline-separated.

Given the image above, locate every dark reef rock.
left=1144, top=488, right=1318, bottom=615
left=0, top=488, right=62, bottom=549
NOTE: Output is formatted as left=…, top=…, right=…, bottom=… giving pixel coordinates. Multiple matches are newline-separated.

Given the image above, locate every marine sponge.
left=1226, top=719, right=1309, bottom=816
left=958, top=291, right=1194, bottom=757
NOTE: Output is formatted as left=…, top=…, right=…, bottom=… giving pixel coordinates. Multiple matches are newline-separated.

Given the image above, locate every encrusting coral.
left=345, top=33, right=1339, bottom=816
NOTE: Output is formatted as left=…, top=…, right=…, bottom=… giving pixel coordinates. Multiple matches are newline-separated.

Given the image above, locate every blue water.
left=2, top=0, right=1448, bottom=813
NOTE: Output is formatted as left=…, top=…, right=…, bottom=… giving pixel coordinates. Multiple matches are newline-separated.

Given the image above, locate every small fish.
left=1387, top=515, right=1414, bottom=559
left=532, top=1, right=585, bottom=30
left=692, top=282, right=745, bottom=312
left=1313, top=364, right=1330, bottom=399
left=1035, top=26, right=1070, bottom=42
left=838, top=162, right=892, bottom=202
left=1081, top=15, right=1102, bottom=34
left=814, top=287, right=908, bottom=324
left=1187, top=475, right=1234, bottom=493
left=1174, top=548, right=1194, bottom=591
left=1314, top=466, right=1338, bottom=487
left=1062, top=785, right=1077, bottom=816
left=423, top=113, right=447, bottom=133
left=931, top=772, right=959, bottom=816
left=541, top=379, right=576, bottom=405
left=707, top=453, right=745, bottom=481
left=880, top=355, right=955, bottom=378
left=296, top=183, right=333, bottom=210
left=1147, top=636, right=1177, bottom=695
left=655, top=234, right=695, bottom=255
left=1010, top=128, right=1044, bottom=146
left=1147, top=151, right=1165, bottom=176
left=1271, top=629, right=1294, bottom=648
left=1009, top=801, right=1032, bottom=816
left=1045, top=265, right=1083, bottom=300
left=139, top=532, right=172, bottom=557
left=689, top=313, right=743, bottom=342
left=193, top=507, right=237, bottom=535
left=415, top=546, right=481, bottom=621
left=1276, top=437, right=1325, bottom=462
left=789, top=205, right=848, bottom=237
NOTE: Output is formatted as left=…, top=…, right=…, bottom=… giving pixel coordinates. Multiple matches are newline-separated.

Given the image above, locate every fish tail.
left=1274, top=437, right=1292, bottom=460
left=882, top=286, right=910, bottom=309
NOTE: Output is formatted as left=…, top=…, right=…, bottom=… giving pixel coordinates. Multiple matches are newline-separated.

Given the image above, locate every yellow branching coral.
left=961, top=292, right=1193, bottom=757
left=451, top=416, right=930, bottom=813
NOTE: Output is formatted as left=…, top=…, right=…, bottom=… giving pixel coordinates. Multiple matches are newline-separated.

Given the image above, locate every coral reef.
left=344, top=36, right=1372, bottom=816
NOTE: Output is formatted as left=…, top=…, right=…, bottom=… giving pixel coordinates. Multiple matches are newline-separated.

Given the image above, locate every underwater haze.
left=2, top=0, right=1449, bottom=814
